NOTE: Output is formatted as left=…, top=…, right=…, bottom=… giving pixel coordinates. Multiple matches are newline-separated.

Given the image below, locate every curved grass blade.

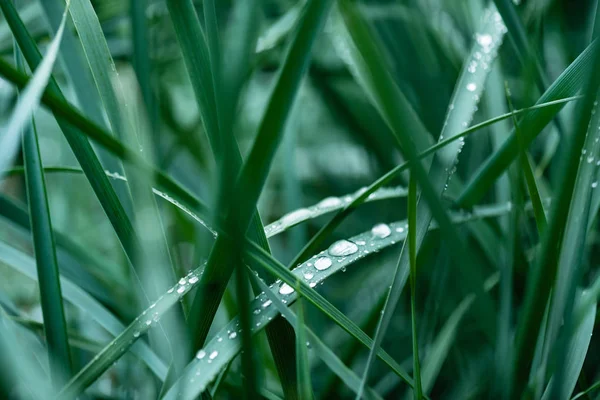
left=0, top=0, right=69, bottom=179
left=350, top=4, right=506, bottom=391
left=295, top=297, right=313, bottom=400
left=0, top=241, right=167, bottom=381
left=571, top=380, right=600, bottom=400
left=458, top=39, right=599, bottom=207
left=162, top=203, right=521, bottom=399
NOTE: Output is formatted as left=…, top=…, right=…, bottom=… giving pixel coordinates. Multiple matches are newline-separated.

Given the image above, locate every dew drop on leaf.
left=279, top=283, right=295, bottom=295
left=328, top=239, right=359, bottom=256
left=371, top=223, right=391, bottom=239
left=196, top=350, right=206, bottom=359
left=314, top=257, right=332, bottom=271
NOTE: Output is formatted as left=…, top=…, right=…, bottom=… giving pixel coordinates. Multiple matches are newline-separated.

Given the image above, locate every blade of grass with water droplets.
left=295, top=297, right=313, bottom=400
left=458, top=39, right=599, bottom=207
left=0, top=0, right=69, bottom=179
left=0, top=241, right=167, bottom=381
left=350, top=4, right=506, bottom=390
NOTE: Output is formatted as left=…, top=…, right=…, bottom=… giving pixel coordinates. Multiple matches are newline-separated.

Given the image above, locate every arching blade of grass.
left=510, top=32, right=600, bottom=397
left=505, top=82, right=547, bottom=234
left=345, top=4, right=506, bottom=391
left=251, top=274, right=383, bottom=400
left=60, top=200, right=516, bottom=399
left=458, top=39, right=599, bottom=207
left=540, top=299, right=596, bottom=400
left=0, top=0, right=139, bottom=269
left=0, top=0, right=69, bottom=178
left=0, top=241, right=167, bottom=381
left=571, top=380, right=600, bottom=400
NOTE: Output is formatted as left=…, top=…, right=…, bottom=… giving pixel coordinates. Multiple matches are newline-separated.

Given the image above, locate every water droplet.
left=279, top=283, right=295, bottom=295
left=167, top=287, right=174, bottom=294
left=328, top=240, right=359, bottom=256
left=592, top=181, right=598, bottom=188
left=177, top=286, right=185, bottom=294
left=229, top=332, right=237, bottom=339
left=262, top=300, right=272, bottom=308
left=209, top=351, right=218, bottom=360
left=476, top=33, right=493, bottom=47
left=396, top=227, right=405, bottom=233
left=217, top=337, right=223, bottom=342
left=309, top=282, right=317, bottom=288
left=314, top=257, right=332, bottom=270
left=303, top=271, right=314, bottom=280
left=253, top=308, right=261, bottom=315
left=196, top=350, right=206, bottom=359
left=178, top=278, right=186, bottom=285
left=133, top=331, right=140, bottom=338
left=466, top=82, right=477, bottom=92
left=145, top=320, right=152, bottom=326
left=317, top=197, right=342, bottom=208
left=371, top=223, right=391, bottom=239
left=189, top=276, right=199, bottom=284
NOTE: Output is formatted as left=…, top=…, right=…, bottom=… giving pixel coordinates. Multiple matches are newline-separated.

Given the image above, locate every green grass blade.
left=505, top=83, right=547, bottom=234
left=458, top=39, right=599, bottom=206
left=295, top=297, right=313, bottom=400
left=0, top=0, right=68, bottom=178
left=186, top=0, right=333, bottom=353
left=0, top=241, right=167, bottom=380
left=407, top=174, right=423, bottom=400
left=510, top=33, right=600, bottom=397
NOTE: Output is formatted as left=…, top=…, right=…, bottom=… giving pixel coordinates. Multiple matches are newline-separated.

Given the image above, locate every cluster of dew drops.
left=190, top=221, right=409, bottom=374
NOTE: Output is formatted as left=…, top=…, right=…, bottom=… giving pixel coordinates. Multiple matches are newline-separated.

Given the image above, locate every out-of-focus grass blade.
left=571, top=380, right=600, bottom=400
left=0, top=0, right=139, bottom=268
left=505, top=83, right=547, bottom=234
left=344, top=4, right=506, bottom=390
left=0, top=0, right=68, bottom=178
left=510, top=31, right=600, bottom=397
left=0, top=241, right=167, bottom=380
left=458, top=39, right=599, bottom=207
left=295, top=297, right=313, bottom=400
left=540, top=300, right=596, bottom=400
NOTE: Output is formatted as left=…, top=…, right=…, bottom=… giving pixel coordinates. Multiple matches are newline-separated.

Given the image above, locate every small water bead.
left=229, top=332, right=237, bottom=339
left=253, top=308, right=261, bottom=315
left=217, top=337, right=223, bottom=342
left=588, top=156, right=595, bottom=163
left=189, top=276, right=199, bottom=284
left=209, top=351, right=218, bottom=360
left=303, top=272, right=314, bottom=280
left=592, top=181, right=598, bottom=188
left=314, top=257, right=333, bottom=271
left=145, top=320, right=152, bottom=326
left=309, top=282, right=317, bottom=288
left=467, top=61, right=477, bottom=73
left=167, top=287, right=174, bottom=294
left=328, top=240, right=359, bottom=257
left=396, top=226, right=405, bottom=233
left=178, top=278, right=186, bottom=285
left=371, top=223, right=392, bottom=239
left=356, top=240, right=366, bottom=246
left=317, top=197, right=342, bottom=209
left=262, top=300, right=272, bottom=308
left=133, top=331, right=140, bottom=338
left=279, top=283, right=295, bottom=295
left=476, top=33, right=493, bottom=47
left=177, top=286, right=185, bottom=294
